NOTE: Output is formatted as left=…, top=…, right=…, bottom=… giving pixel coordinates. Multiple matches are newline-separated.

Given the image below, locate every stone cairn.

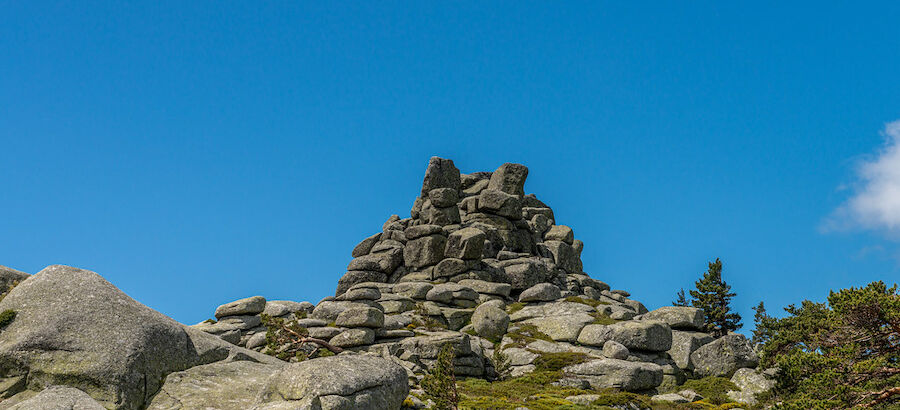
left=193, top=157, right=771, bottom=406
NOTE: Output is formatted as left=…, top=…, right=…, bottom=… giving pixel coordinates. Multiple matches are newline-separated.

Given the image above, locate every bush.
left=0, top=309, right=15, bottom=329
left=421, top=343, right=459, bottom=410
left=679, top=376, right=739, bottom=405
left=533, top=352, right=589, bottom=372
left=756, top=281, right=900, bottom=408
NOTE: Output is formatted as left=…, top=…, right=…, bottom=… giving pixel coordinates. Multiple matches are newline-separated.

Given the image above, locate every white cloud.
left=828, top=120, right=900, bottom=236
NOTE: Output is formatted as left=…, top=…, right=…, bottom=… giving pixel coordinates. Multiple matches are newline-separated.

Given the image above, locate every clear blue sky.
left=3, top=2, right=899, bottom=327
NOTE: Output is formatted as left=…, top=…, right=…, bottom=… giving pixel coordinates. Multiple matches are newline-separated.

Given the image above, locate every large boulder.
left=444, top=228, right=486, bottom=260
left=640, top=306, right=704, bottom=331
left=522, top=314, right=594, bottom=342
left=420, top=157, right=461, bottom=196
left=690, top=334, right=759, bottom=377
left=403, top=235, right=447, bottom=269
left=147, top=361, right=282, bottom=410
left=0, top=265, right=279, bottom=410
left=215, top=296, right=267, bottom=319
left=487, top=163, right=528, bottom=196
left=257, top=355, right=409, bottom=409
left=562, top=359, right=663, bottom=392
left=471, top=304, right=509, bottom=342
left=577, top=321, right=673, bottom=352
left=667, top=330, right=714, bottom=370
left=518, top=283, right=561, bottom=302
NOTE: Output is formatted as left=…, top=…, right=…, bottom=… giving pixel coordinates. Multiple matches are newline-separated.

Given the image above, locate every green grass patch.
left=533, top=351, right=590, bottom=372
left=457, top=371, right=591, bottom=410
left=503, top=323, right=553, bottom=347
left=589, top=312, right=618, bottom=325
left=506, top=302, right=526, bottom=314
left=0, top=310, right=15, bottom=329
left=678, top=377, right=739, bottom=405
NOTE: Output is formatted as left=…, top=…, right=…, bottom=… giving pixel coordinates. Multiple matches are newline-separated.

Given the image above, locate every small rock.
left=544, top=225, right=574, bottom=244
left=602, top=340, right=629, bottom=360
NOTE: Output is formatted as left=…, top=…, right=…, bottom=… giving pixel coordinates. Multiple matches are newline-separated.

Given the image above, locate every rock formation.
left=0, top=157, right=772, bottom=409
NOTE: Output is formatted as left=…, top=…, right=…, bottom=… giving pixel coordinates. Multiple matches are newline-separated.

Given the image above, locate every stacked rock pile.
left=193, top=157, right=774, bottom=406
left=192, top=296, right=313, bottom=350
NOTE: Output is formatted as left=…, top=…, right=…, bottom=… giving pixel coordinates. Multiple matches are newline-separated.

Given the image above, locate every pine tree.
left=673, top=288, right=689, bottom=307
left=751, top=301, right=773, bottom=346
left=689, top=258, right=742, bottom=337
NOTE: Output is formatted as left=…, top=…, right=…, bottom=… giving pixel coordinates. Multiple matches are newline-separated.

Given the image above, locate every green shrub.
left=589, top=312, right=617, bottom=325
left=503, top=324, right=553, bottom=348
left=533, top=352, right=589, bottom=372
left=679, top=377, right=738, bottom=405
left=0, top=310, right=15, bottom=329
left=421, top=343, right=459, bottom=410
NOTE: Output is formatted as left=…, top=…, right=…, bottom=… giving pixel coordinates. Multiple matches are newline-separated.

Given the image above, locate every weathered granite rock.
left=352, top=233, right=381, bottom=258
left=487, top=163, right=528, bottom=196
left=420, top=157, right=461, bottom=196
left=544, top=225, right=574, bottom=244
left=471, top=304, right=509, bottom=342
left=691, top=334, right=759, bottom=377
left=3, top=386, right=106, bottom=410
left=147, top=361, right=282, bottom=410
left=335, top=307, right=384, bottom=328
left=392, top=282, right=433, bottom=300
left=541, top=240, right=582, bottom=274
left=563, top=359, right=663, bottom=391
left=258, top=355, right=408, bottom=409
left=336, top=271, right=388, bottom=296
left=0, top=265, right=279, bottom=410
left=444, top=227, right=486, bottom=260
left=478, top=190, right=522, bottom=219
left=262, top=300, right=312, bottom=318
left=404, top=235, right=447, bottom=269
left=651, top=393, right=690, bottom=403
left=347, top=249, right=403, bottom=274
left=602, top=340, right=630, bottom=360
left=0, top=266, right=28, bottom=295
left=458, top=279, right=511, bottom=298
left=640, top=306, right=704, bottom=330
left=330, top=328, right=376, bottom=348
left=578, top=321, right=673, bottom=352
left=518, top=283, right=562, bottom=302
left=523, top=314, right=594, bottom=342
left=215, top=296, right=267, bottom=319
left=730, top=367, right=775, bottom=395
left=668, top=330, right=714, bottom=370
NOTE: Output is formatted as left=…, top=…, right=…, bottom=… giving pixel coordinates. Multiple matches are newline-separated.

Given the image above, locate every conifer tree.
left=673, top=288, right=689, bottom=307
left=689, top=258, right=742, bottom=336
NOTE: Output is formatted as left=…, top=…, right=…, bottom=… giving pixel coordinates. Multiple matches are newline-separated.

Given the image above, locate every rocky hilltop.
left=0, top=158, right=772, bottom=409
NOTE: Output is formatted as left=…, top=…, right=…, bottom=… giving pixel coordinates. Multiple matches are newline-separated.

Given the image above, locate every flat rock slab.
left=509, top=301, right=595, bottom=322
left=147, top=361, right=282, bottom=410
left=1, top=386, right=105, bottom=410
left=523, top=314, right=594, bottom=342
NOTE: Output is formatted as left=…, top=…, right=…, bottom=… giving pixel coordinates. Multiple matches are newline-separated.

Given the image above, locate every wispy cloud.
left=825, top=120, right=900, bottom=236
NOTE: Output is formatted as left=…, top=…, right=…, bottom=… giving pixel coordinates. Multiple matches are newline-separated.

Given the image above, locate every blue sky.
left=2, top=2, right=899, bottom=327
